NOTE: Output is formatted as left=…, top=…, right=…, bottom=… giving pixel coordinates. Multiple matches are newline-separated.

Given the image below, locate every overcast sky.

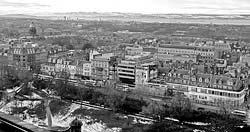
left=1, top=0, right=250, bottom=14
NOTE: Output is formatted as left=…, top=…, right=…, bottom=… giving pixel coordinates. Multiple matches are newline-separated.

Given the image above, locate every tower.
left=29, top=22, right=37, bottom=38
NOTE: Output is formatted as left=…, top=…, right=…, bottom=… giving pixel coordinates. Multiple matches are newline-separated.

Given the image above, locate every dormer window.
left=168, top=73, right=172, bottom=77
left=219, top=80, right=222, bottom=85
left=199, top=78, right=203, bottom=82
left=178, top=74, right=181, bottom=78
left=227, top=80, right=233, bottom=86
left=173, top=73, right=176, bottom=77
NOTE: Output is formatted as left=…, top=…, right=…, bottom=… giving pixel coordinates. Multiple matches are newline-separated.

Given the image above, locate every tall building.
left=117, top=52, right=155, bottom=84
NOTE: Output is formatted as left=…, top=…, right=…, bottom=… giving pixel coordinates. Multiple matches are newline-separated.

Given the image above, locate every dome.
left=70, top=118, right=83, bottom=127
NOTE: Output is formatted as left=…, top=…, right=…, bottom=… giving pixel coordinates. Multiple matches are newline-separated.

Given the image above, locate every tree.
left=52, top=37, right=70, bottom=47
left=54, top=70, right=71, bottom=97
left=142, top=101, right=165, bottom=120
left=145, top=120, right=193, bottom=132
left=169, top=92, right=192, bottom=122
left=66, top=44, right=74, bottom=50
left=1, top=28, right=20, bottom=38
left=105, top=91, right=125, bottom=112
left=82, top=43, right=95, bottom=50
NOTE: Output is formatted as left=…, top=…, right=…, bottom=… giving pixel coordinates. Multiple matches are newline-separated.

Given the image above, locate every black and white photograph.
left=1, top=0, right=250, bottom=132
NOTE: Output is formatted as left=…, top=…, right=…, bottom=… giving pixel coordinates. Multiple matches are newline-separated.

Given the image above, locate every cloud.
left=1, top=0, right=250, bottom=14
left=167, top=0, right=250, bottom=14
left=0, top=0, right=50, bottom=8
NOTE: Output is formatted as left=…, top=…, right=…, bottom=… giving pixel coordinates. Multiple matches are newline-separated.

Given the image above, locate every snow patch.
left=24, top=93, right=43, bottom=99
left=185, top=121, right=210, bottom=126
left=165, top=117, right=180, bottom=122
left=132, top=118, right=153, bottom=125
left=0, top=100, right=121, bottom=132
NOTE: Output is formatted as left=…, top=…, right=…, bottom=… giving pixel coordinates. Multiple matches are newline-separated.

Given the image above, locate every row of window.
left=118, top=69, right=134, bottom=73
left=192, top=99, right=240, bottom=107
left=167, top=73, right=234, bottom=86
left=92, top=62, right=108, bottom=68
left=118, top=73, right=135, bottom=77
left=159, top=48, right=214, bottom=55
left=190, top=87, right=243, bottom=98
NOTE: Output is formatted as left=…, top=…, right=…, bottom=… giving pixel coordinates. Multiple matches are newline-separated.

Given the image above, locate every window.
left=200, top=89, right=207, bottom=94
left=208, top=90, right=212, bottom=94
left=190, top=87, right=197, bottom=92
left=199, top=78, right=203, bottom=82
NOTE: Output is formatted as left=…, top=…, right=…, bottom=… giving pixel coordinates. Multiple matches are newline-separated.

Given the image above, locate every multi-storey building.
left=117, top=52, right=155, bottom=84
left=41, top=63, right=56, bottom=76
left=125, top=45, right=143, bottom=55
left=0, top=56, right=8, bottom=78
left=76, top=61, right=91, bottom=79
left=91, top=57, right=110, bottom=81
left=157, top=44, right=215, bottom=64
left=90, top=50, right=118, bottom=81
left=240, top=54, right=250, bottom=66
left=117, top=60, right=136, bottom=84
left=135, top=62, right=158, bottom=85
left=8, top=43, right=48, bottom=70
left=157, top=54, right=197, bottom=65
left=147, top=65, right=247, bottom=112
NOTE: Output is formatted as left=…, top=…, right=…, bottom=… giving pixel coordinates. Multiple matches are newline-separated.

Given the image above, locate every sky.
left=1, top=0, right=250, bottom=15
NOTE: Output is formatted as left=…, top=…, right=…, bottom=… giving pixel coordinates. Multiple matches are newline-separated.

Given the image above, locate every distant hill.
left=0, top=14, right=39, bottom=19
left=1, top=12, right=250, bottom=25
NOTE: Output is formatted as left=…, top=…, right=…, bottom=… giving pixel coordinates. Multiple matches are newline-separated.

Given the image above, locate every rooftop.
left=125, top=52, right=151, bottom=60
left=159, top=44, right=197, bottom=50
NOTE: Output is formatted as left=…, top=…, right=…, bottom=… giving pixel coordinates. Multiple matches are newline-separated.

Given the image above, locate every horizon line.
left=2, top=11, right=250, bottom=16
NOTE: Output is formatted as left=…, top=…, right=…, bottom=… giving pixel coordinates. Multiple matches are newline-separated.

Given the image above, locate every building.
left=240, top=54, right=250, bottom=66
left=41, top=63, right=56, bottom=76
left=90, top=51, right=118, bottom=81
left=147, top=66, right=247, bottom=112
left=8, top=43, right=48, bottom=70
left=0, top=56, right=8, bottom=78
left=91, top=57, right=110, bottom=81
left=158, top=44, right=197, bottom=55
left=117, top=52, right=154, bottom=84
left=157, top=44, right=215, bottom=63
left=55, top=58, right=77, bottom=78
left=76, top=61, right=91, bottom=79
left=157, top=54, right=197, bottom=64
left=135, top=62, right=158, bottom=85
left=125, top=45, right=143, bottom=55
left=117, top=60, right=136, bottom=84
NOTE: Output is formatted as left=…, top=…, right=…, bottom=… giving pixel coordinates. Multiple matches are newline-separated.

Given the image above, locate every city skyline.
left=1, top=0, right=250, bottom=15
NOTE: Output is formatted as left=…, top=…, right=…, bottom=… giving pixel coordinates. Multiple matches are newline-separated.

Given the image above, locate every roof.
left=159, top=44, right=197, bottom=50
